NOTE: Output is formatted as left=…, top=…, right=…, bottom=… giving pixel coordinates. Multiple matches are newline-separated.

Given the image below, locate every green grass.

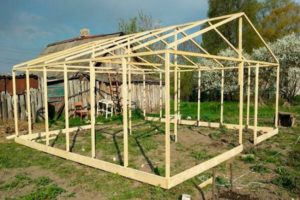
left=190, top=150, right=212, bottom=161
left=17, top=184, right=66, bottom=200
left=1, top=100, right=300, bottom=199
left=0, top=173, right=32, bottom=191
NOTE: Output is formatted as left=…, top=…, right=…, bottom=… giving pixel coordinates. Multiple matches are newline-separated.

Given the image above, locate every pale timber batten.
left=11, top=13, right=279, bottom=189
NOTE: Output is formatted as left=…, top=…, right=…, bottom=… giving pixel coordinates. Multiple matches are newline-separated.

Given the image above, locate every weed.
left=250, top=164, right=270, bottom=174
left=240, top=154, right=256, bottom=163
left=18, top=184, right=66, bottom=200
left=34, top=177, right=53, bottom=187
left=191, top=150, right=211, bottom=161
left=216, top=176, right=230, bottom=188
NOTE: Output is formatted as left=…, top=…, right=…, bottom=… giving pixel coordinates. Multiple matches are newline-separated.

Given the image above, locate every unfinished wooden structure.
left=10, top=13, right=279, bottom=189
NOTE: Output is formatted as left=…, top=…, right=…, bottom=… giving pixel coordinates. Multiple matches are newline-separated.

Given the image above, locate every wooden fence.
left=0, top=79, right=165, bottom=121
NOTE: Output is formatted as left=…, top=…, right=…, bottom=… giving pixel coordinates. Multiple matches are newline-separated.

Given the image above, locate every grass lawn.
left=0, top=100, right=299, bottom=199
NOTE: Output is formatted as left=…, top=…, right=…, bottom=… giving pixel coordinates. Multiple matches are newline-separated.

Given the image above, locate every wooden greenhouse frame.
left=10, top=13, right=279, bottom=189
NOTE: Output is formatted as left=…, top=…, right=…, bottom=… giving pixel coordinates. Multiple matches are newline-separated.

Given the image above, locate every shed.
left=39, top=30, right=163, bottom=112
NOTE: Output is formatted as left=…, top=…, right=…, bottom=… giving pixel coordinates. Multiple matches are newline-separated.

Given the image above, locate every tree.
left=252, top=33, right=300, bottom=102
left=258, top=0, right=300, bottom=42
left=118, top=11, right=160, bottom=34
left=202, top=0, right=262, bottom=54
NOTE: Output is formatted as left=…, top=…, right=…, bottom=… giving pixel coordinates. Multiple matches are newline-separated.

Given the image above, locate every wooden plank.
left=20, top=125, right=92, bottom=140
left=256, top=128, right=278, bottom=144
left=246, top=67, right=251, bottom=127
left=90, top=62, right=96, bottom=158
left=197, top=71, right=201, bottom=125
left=159, top=72, right=162, bottom=119
left=238, top=16, right=244, bottom=145
left=64, top=64, right=70, bottom=151
left=142, top=72, right=146, bottom=117
left=275, top=65, right=280, bottom=128
left=220, top=69, right=224, bottom=124
left=174, top=32, right=178, bottom=142
left=15, top=137, right=167, bottom=188
left=128, top=42, right=132, bottom=135
left=253, top=64, right=259, bottom=144
left=168, top=13, right=243, bottom=48
left=43, top=66, right=49, bottom=145
left=165, top=52, right=171, bottom=179
left=198, top=177, right=213, bottom=188
left=122, top=58, right=128, bottom=167
left=178, top=70, right=181, bottom=120
left=169, top=145, right=243, bottom=189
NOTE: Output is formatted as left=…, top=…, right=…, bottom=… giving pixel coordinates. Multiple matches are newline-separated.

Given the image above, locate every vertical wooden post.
left=142, top=72, right=146, bottom=117
left=127, top=41, right=132, bottom=135
left=174, top=33, right=178, bottom=142
left=122, top=58, right=129, bottom=167
left=159, top=72, right=162, bottom=120
left=197, top=70, right=201, bottom=126
left=43, top=66, right=49, bottom=145
left=64, top=64, right=70, bottom=151
left=12, top=70, right=19, bottom=136
left=165, top=51, right=171, bottom=179
left=275, top=64, right=280, bottom=128
left=253, top=64, right=259, bottom=144
left=238, top=16, right=244, bottom=145
left=220, top=69, right=224, bottom=125
left=26, top=69, right=32, bottom=135
left=178, top=70, right=181, bottom=120
left=246, top=67, right=251, bottom=128
left=90, top=61, right=96, bottom=158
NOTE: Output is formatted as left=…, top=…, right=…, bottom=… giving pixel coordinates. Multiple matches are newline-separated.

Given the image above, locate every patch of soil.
left=218, top=190, right=259, bottom=200
left=0, top=166, right=106, bottom=200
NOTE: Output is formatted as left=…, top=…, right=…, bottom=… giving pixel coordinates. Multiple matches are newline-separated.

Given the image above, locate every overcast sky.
left=0, top=0, right=208, bottom=73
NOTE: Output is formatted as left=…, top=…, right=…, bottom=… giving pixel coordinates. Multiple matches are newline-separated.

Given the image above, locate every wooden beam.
left=159, top=72, right=163, bottom=119
left=90, top=62, right=96, bottom=158
left=220, top=69, right=224, bottom=125
left=253, top=64, right=259, bottom=144
left=246, top=67, right=251, bottom=128
left=178, top=70, right=181, bottom=119
left=127, top=42, right=132, bottom=135
left=169, top=145, right=243, bottom=189
left=145, top=116, right=276, bottom=132
left=15, top=137, right=168, bottom=188
left=143, top=72, right=146, bottom=117
left=122, top=58, right=129, bottom=167
left=165, top=52, right=171, bottom=179
left=255, top=128, right=278, bottom=144
left=20, top=125, right=92, bottom=140
left=174, top=32, right=178, bottom=142
left=238, top=16, right=244, bottom=145
left=43, top=66, right=49, bottom=145
left=64, top=64, right=70, bottom=151
left=275, top=65, right=280, bottom=128
left=168, top=13, right=243, bottom=48
left=243, top=14, right=279, bottom=64
left=197, top=70, right=201, bottom=125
